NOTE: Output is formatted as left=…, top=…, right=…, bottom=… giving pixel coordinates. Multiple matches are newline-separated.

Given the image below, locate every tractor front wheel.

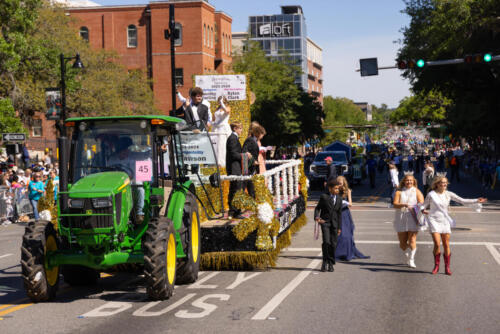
left=142, top=218, right=177, bottom=300
left=21, top=220, right=60, bottom=302
left=176, top=195, right=201, bottom=284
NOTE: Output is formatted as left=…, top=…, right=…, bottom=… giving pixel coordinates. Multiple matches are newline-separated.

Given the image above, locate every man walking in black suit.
left=314, top=178, right=343, bottom=272
left=226, top=122, right=251, bottom=219
left=174, top=87, right=210, bottom=131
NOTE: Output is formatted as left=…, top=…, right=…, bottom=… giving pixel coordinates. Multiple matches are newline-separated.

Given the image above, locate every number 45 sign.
left=136, top=160, right=152, bottom=182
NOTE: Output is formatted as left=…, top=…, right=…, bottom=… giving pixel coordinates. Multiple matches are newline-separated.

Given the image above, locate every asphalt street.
left=0, top=170, right=499, bottom=334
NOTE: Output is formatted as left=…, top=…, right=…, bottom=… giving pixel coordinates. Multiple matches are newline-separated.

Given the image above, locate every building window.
left=228, top=36, right=231, bottom=54
left=174, top=68, right=184, bottom=86
left=203, top=24, right=206, bottom=46
left=127, top=25, right=137, bottom=48
left=222, top=34, right=226, bottom=54
left=32, top=119, right=42, bottom=137
left=174, top=22, right=182, bottom=46
left=79, top=26, right=89, bottom=41
left=211, top=27, right=214, bottom=48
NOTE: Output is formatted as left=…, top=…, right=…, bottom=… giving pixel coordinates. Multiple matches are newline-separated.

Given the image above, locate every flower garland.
left=232, top=174, right=280, bottom=251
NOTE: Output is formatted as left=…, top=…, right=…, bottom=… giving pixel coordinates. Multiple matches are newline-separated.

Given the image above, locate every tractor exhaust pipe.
left=58, top=136, right=69, bottom=212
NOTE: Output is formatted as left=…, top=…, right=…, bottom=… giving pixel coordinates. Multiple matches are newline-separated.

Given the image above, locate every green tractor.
left=21, top=116, right=223, bottom=301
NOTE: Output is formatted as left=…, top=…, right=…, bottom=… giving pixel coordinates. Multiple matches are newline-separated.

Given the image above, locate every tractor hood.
left=69, top=172, right=130, bottom=198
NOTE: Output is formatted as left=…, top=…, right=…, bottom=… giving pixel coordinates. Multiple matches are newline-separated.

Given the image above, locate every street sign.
left=2, top=133, right=26, bottom=142
left=359, top=58, right=378, bottom=76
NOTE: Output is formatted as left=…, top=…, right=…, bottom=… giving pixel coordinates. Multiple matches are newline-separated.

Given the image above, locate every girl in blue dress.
left=335, top=176, right=370, bottom=261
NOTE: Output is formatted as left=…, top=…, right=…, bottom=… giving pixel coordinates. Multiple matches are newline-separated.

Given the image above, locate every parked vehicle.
left=309, top=151, right=350, bottom=188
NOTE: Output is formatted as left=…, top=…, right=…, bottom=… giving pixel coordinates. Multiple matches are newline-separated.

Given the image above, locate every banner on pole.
left=45, top=88, right=62, bottom=121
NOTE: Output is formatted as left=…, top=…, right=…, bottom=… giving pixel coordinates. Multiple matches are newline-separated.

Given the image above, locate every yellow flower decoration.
left=232, top=175, right=280, bottom=250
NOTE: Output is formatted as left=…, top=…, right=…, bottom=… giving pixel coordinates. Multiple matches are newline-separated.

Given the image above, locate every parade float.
left=191, top=74, right=308, bottom=270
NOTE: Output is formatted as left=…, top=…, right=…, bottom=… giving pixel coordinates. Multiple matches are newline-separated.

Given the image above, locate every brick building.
left=23, top=0, right=232, bottom=157
left=306, top=37, right=323, bottom=104
left=67, top=0, right=233, bottom=113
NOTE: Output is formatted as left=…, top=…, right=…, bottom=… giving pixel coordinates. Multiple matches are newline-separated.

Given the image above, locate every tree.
left=398, top=0, right=500, bottom=141
left=390, top=89, right=451, bottom=124
left=321, top=97, right=366, bottom=145
left=231, top=43, right=323, bottom=147
left=0, top=98, right=26, bottom=133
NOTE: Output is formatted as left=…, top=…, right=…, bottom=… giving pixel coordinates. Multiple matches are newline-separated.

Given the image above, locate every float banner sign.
left=180, top=132, right=216, bottom=164
left=45, top=88, right=62, bottom=121
left=194, top=75, right=247, bottom=101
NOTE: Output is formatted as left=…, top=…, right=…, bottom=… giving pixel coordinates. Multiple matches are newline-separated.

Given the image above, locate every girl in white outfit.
left=423, top=176, right=486, bottom=275
left=211, top=96, right=231, bottom=167
left=393, top=174, right=424, bottom=268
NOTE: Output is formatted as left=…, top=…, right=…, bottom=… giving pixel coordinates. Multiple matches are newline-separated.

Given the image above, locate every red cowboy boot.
left=443, top=253, right=452, bottom=276
left=432, top=253, right=440, bottom=275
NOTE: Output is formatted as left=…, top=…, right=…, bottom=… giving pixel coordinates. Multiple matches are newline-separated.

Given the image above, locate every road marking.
left=485, top=243, right=500, bottom=265
left=0, top=303, right=33, bottom=317
left=284, top=241, right=500, bottom=252
left=187, top=272, right=219, bottom=289
left=252, top=252, right=322, bottom=320
left=0, top=254, right=13, bottom=259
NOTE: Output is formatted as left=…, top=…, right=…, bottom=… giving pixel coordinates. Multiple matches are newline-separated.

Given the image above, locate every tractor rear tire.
left=176, top=195, right=201, bottom=284
left=21, top=220, right=60, bottom=302
left=142, top=218, right=177, bottom=300
left=62, top=265, right=99, bottom=286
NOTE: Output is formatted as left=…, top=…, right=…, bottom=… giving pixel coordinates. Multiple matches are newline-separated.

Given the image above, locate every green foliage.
left=0, top=4, right=158, bottom=122
left=321, top=96, right=366, bottom=145
left=390, top=89, right=451, bottom=123
left=232, top=43, right=323, bottom=147
left=0, top=98, right=26, bottom=133
left=399, top=0, right=500, bottom=138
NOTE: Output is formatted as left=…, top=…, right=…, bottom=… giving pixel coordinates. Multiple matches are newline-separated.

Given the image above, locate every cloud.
left=322, top=36, right=411, bottom=108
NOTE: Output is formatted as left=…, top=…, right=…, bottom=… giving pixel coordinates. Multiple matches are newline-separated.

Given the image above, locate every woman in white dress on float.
left=423, top=176, right=486, bottom=275
left=393, top=174, right=424, bottom=268
left=211, top=96, right=231, bottom=167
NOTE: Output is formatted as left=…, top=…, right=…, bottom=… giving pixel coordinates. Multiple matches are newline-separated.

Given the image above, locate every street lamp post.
left=58, top=53, right=84, bottom=211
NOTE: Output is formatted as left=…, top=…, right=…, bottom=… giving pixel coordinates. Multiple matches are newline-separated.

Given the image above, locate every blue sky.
left=96, top=0, right=412, bottom=108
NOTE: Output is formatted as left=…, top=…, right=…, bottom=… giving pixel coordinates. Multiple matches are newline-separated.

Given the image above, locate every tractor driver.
left=108, top=136, right=151, bottom=224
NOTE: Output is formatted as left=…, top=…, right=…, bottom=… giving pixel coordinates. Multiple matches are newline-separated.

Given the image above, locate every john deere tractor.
left=21, top=116, right=222, bottom=301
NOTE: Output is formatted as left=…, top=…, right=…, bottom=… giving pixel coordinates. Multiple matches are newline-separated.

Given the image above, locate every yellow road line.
left=0, top=303, right=33, bottom=317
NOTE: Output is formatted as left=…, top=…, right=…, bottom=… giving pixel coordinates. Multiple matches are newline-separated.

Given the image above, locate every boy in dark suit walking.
left=226, top=122, right=251, bottom=219
left=314, top=178, right=343, bottom=272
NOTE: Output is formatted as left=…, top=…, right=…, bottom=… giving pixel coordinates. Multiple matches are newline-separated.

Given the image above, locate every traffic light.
left=464, top=53, right=493, bottom=64
left=397, top=59, right=421, bottom=69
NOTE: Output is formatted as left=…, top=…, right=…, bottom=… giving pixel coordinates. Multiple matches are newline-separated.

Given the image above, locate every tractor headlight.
left=92, top=197, right=112, bottom=208
left=68, top=198, right=85, bottom=208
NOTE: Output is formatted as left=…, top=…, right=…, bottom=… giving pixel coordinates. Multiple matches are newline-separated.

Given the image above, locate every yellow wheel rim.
left=166, top=233, right=176, bottom=285
left=191, top=212, right=199, bottom=263
left=45, top=235, right=59, bottom=286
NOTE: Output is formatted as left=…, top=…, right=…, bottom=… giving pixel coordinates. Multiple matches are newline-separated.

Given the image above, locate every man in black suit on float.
left=174, top=87, right=210, bottom=131
left=242, top=124, right=261, bottom=198
left=226, top=122, right=252, bottom=219
left=314, top=178, right=342, bottom=272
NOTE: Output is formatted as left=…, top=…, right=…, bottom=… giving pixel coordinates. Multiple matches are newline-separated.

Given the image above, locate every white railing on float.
left=220, top=159, right=302, bottom=209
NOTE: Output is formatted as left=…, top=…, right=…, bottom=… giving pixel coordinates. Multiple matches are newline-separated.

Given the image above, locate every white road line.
left=252, top=252, right=322, bottom=320
left=0, top=254, right=13, bottom=259
left=284, top=241, right=500, bottom=252
left=485, top=243, right=500, bottom=265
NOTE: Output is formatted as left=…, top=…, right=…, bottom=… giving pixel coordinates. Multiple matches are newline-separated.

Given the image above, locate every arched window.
left=79, top=26, right=89, bottom=42
left=203, top=24, right=206, bottom=46
left=228, top=36, right=231, bottom=54
left=127, top=24, right=137, bottom=48
left=211, top=27, right=214, bottom=48
left=223, top=34, right=226, bottom=54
